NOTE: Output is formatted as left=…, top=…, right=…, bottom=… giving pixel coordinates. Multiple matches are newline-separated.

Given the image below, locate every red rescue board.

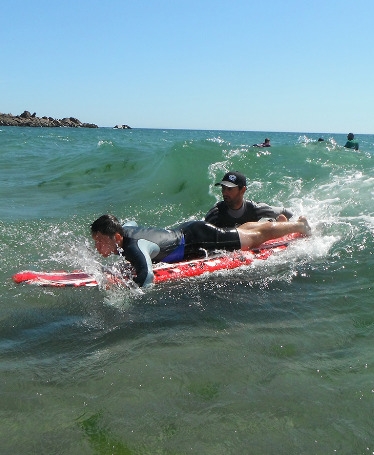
left=12, top=233, right=303, bottom=287
left=12, top=270, right=99, bottom=287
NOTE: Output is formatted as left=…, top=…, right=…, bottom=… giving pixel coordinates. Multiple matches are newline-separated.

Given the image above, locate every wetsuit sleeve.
left=205, top=200, right=293, bottom=226
left=253, top=203, right=293, bottom=220
left=204, top=205, right=219, bottom=225
left=122, top=239, right=154, bottom=287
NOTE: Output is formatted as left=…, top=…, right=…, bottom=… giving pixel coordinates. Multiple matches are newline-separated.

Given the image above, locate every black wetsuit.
left=120, top=221, right=240, bottom=287
left=205, top=200, right=293, bottom=228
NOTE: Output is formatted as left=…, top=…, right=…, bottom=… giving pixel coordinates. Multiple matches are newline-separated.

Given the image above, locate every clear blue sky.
left=1, top=0, right=373, bottom=133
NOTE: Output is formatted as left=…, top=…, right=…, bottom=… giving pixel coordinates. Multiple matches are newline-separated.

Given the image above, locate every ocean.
left=1, top=126, right=374, bottom=454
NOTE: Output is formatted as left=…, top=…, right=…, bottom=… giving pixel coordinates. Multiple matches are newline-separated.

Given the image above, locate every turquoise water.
left=1, top=126, right=374, bottom=454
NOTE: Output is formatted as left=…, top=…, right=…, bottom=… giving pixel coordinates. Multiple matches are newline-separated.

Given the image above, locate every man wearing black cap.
left=205, top=171, right=293, bottom=228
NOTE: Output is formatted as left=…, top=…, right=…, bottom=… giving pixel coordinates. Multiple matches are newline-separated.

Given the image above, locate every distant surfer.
left=344, top=133, right=359, bottom=150
left=91, top=214, right=311, bottom=287
left=253, top=138, right=271, bottom=147
left=205, top=171, right=293, bottom=227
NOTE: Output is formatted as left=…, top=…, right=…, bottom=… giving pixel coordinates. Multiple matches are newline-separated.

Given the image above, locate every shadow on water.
left=77, top=411, right=134, bottom=455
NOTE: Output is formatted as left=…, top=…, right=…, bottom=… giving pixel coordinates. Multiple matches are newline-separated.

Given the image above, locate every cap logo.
left=228, top=175, right=237, bottom=183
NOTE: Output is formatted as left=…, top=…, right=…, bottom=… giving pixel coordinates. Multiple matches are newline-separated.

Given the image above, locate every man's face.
left=221, top=185, right=246, bottom=209
left=92, top=232, right=119, bottom=257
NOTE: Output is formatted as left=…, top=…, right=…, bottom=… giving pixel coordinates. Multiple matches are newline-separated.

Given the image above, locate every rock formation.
left=0, top=111, right=98, bottom=128
left=113, top=124, right=132, bottom=129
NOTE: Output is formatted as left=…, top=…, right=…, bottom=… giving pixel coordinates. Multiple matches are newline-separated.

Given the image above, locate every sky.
left=1, top=0, right=374, bottom=133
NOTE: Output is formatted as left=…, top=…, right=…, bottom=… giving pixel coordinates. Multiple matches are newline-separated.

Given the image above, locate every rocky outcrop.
left=113, top=124, right=132, bottom=129
left=0, top=111, right=98, bottom=128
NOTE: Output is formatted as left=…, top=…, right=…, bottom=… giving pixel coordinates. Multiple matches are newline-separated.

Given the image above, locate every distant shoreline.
left=0, top=110, right=99, bottom=128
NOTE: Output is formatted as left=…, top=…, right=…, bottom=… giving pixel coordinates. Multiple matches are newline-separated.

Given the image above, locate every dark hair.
left=347, top=133, right=354, bottom=140
left=90, top=214, right=124, bottom=237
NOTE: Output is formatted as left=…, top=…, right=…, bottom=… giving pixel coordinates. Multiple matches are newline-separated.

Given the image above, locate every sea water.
left=1, top=126, right=374, bottom=454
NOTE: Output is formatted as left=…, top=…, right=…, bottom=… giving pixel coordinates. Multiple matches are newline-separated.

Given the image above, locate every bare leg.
left=237, top=216, right=311, bottom=250
left=234, top=215, right=289, bottom=231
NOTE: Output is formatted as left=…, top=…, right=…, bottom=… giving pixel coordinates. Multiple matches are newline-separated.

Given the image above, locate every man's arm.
left=123, top=239, right=156, bottom=286
left=253, top=202, right=293, bottom=221
left=205, top=200, right=293, bottom=227
left=204, top=202, right=238, bottom=227
left=204, top=205, right=220, bottom=225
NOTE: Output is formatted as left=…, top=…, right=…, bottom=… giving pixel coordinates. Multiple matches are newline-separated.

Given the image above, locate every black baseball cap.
left=215, top=171, right=246, bottom=188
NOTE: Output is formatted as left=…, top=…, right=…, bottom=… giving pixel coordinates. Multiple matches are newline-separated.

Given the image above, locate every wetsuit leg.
left=179, top=221, right=240, bottom=255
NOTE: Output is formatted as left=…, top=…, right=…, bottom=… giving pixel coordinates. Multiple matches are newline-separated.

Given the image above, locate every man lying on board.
left=91, top=214, right=311, bottom=287
left=253, top=138, right=271, bottom=147
left=205, top=171, right=293, bottom=228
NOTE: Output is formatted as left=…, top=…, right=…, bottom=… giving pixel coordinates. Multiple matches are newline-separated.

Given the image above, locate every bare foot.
left=276, top=214, right=288, bottom=222
left=298, top=216, right=312, bottom=236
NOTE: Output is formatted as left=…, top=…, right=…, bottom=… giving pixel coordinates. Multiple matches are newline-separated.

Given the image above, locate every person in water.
left=253, top=138, right=271, bottom=147
left=205, top=171, right=293, bottom=228
left=91, top=214, right=311, bottom=287
left=344, top=133, right=359, bottom=150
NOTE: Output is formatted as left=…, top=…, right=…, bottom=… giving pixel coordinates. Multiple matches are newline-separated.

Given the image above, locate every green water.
left=1, top=127, right=374, bottom=453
